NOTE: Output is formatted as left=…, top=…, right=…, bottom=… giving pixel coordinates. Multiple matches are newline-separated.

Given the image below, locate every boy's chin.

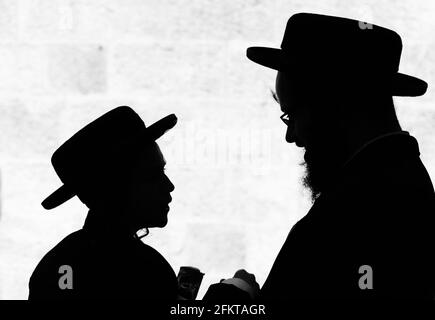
left=155, top=218, right=168, bottom=228
left=145, top=215, right=168, bottom=229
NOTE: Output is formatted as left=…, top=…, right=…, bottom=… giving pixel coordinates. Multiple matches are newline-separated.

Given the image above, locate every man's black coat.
left=206, top=134, right=435, bottom=299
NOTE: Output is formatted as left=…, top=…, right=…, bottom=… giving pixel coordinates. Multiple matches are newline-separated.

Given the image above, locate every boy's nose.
left=166, top=176, right=175, bottom=192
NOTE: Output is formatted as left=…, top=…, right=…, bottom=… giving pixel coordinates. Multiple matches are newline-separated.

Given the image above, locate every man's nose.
left=285, top=120, right=296, bottom=144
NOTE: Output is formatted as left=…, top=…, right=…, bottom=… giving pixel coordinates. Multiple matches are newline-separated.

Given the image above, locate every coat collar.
left=313, top=132, right=421, bottom=207
left=342, top=131, right=413, bottom=169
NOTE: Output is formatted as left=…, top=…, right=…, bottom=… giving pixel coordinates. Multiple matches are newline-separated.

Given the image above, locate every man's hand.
left=233, top=269, right=260, bottom=292
left=204, top=269, right=261, bottom=301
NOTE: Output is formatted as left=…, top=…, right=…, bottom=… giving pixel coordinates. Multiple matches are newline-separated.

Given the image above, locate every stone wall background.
left=0, top=0, right=434, bottom=299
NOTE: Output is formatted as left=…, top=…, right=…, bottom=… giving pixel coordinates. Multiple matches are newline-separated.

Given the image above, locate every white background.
left=0, top=0, right=434, bottom=299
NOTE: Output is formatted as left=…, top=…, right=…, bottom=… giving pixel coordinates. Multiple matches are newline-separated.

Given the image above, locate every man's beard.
left=301, top=145, right=345, bottom=202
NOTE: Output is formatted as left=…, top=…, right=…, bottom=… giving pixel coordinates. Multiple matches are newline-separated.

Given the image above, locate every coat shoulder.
left=28, top=230, right=85, bottom=299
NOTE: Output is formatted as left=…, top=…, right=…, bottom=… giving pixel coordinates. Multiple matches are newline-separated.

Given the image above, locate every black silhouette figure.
left=29, top=107, right=178, bottom=300
left=205, top=13, right=435, bottom=300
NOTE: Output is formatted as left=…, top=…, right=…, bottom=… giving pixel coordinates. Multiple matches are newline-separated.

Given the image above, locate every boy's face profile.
left=124, top=143, right=175, bottom=229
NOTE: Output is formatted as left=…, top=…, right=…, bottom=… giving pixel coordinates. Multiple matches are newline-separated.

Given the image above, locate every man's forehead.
left=275, top=72, right=289, bottom=107
left=272, top=72, right=289, bottom=113
left=275, top=71, right=310, bottom=113
left=271, top=90, right=285, bottom=113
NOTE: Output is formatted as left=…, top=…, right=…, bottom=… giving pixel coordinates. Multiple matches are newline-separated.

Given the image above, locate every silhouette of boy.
left=29, top=106, right=177, bottom=300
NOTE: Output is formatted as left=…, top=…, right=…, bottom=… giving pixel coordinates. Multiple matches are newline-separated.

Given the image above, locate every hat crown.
left=51, top=106, right=147, bottom=186
left=44, top=106, right=152, bottom=210
left=280, top=13, right=402, bottom=75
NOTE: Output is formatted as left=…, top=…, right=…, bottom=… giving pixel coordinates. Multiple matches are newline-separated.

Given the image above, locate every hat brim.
left=147, top=114, right=177, bottom=141
left=42, top=113, right=178, bottom=210
left=41, top=184, right=76, bottom=210
left=247, top=47, right=290, bottom=72
left=392, top=73, right=428, bottom=97
left=246, top=46, right=428, bottom=97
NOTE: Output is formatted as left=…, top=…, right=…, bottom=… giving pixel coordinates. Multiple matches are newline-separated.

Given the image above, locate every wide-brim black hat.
left=42, top=106, right=177, bottom=210
left=247, top=13, right=428, bottom=97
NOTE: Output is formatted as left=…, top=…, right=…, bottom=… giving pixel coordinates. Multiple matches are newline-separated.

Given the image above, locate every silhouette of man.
left=205, top=13, right=435, bottom=299
left=29, top=106, right=178, bottom=300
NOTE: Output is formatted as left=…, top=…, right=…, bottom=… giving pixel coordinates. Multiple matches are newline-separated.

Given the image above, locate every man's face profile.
left=275, top=71, right=347, bottom=201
